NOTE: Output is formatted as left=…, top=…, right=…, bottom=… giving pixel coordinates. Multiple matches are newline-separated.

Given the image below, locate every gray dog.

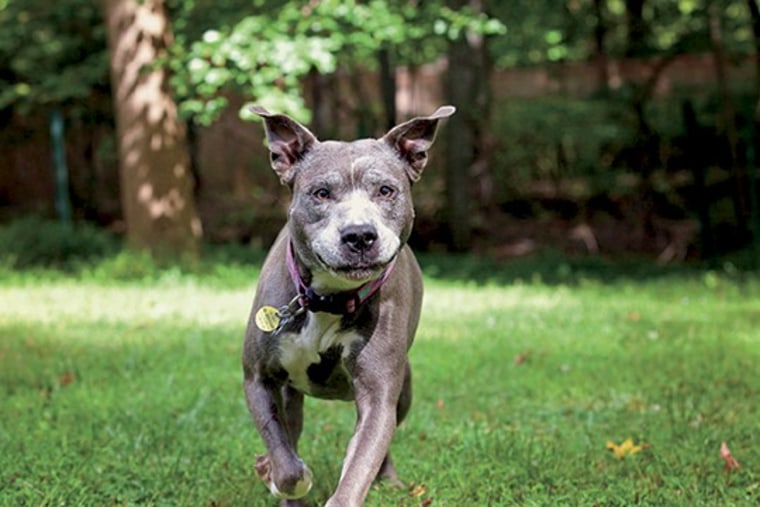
left=242, top=104, right=455, bottom=506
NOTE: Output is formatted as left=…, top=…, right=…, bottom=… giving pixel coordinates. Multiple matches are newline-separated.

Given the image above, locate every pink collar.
left=286, top=241, right=396, bottom=315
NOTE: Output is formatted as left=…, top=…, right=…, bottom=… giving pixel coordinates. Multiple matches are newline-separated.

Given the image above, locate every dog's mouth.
left=316, top=253, right=395, bottom=282
left=335, top=262, right=385, bottom=280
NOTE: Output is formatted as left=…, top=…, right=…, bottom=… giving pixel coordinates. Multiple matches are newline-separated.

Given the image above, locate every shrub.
left=0, top=217, right=119, bottom=269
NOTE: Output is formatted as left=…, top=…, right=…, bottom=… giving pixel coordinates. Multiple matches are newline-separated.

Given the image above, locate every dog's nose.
left=340, top=224, right=378, bottom=253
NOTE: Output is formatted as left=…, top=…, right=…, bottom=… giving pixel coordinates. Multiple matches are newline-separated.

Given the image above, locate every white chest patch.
left=277, top=313, right=362, bottom=393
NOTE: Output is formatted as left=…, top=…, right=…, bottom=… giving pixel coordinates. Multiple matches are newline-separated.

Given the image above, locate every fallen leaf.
left=422, top=498, right=434, bottom=506
left=606, top=438, right=645, bottom=459
left=409, top=483, right=426, bottom=498
left=58, top=371, right=75, bottom=387
left=720, top=442, right=741, bottom=472
left=513, top=350, right=531, bottom=365
left=627, top=311, right=641, bottom=322
left=436, top=399, right=445, bottom=410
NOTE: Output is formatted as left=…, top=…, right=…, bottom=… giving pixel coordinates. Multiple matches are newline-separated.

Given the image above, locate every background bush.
left=0, top=217, right=119, bottom=270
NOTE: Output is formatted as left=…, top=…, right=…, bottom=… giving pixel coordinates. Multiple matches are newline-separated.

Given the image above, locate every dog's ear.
left=250, top=105, right=318, bottom=186
left=382, top=105, right=456, bottom=182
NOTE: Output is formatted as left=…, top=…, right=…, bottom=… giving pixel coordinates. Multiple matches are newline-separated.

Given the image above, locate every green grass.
left=1, top=254, right=759, bottom=506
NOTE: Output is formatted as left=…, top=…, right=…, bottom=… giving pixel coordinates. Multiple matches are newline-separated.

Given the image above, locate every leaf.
left=409, top=483, right=427, bottom=498
left=720, top=442, right=741, bottom=473
left=58, top=371, right=75, bottom=387
left=513, top=350, right=531, bottom=365
left=606, top=438, right=645, bottom=459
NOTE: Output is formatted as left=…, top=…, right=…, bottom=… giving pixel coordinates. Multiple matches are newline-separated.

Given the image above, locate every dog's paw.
left=375, top=455, right=405, bottom=489
left=255, top=454, right=313, bottom=500
left=271, top=464, right=313, bottom=500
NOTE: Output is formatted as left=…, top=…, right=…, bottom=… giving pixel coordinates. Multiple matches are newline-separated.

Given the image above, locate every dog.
left=242, top=104, right=455, bottom=506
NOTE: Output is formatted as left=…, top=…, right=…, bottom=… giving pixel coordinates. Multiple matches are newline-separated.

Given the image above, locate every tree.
left=625, top=0, right=649, bottom=56
left=167, top=0, right=503, bottom=252
left=592, top=0, right=610, bottom=92
left=104, top=0, right=202, bottom=257
left=168, top=1, right=503, bottom=124
left=708, top=2, right=743, bottom=216
left=0, top=0, right=107, bottom=113
left=745, top=0, right=760, bottom=264
left=749, top=0, right=760, bottom=100
left=433, top=0, right=501, bottom=251
left=443, top=1, right=480, bottom=251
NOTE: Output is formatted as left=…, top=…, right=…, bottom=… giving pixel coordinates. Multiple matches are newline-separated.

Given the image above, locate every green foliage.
left=488, top=81, right=758, bottom=220
left=172, top=11, right=337, bottom=124
left=488, top=0, right=755, bottom=67
left=0, top=0, right=754, bottom=118
left=491, top=97, right=634, bottom=200
left=79, top=246, right=264, bottom=286
left=0, top=226, right=268, bottom=287
left=489, top=0, right=594, bottom=66
left=0, top=0, right=108, bottom=112
left=0, top=218, right=119, bottom=270
left=0, top=0, right=504, bottom=121
left=168, top=0, right=505, bottom=125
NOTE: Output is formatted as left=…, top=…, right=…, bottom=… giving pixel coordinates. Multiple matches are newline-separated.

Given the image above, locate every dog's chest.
left=277, top=313, right=362, bottom=397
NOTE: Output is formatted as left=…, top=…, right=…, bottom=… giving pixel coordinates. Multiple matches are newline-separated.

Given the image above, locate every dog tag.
left=255, top=306, right=281, bottom=333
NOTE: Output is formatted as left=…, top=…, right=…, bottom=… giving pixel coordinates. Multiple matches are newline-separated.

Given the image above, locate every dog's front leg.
left=326, top=358, right=403, bottom=506
left=244, top=375, right=313, bottom=501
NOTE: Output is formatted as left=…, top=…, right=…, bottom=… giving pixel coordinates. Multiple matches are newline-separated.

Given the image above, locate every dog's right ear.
left=250, top=105, right=318, bottom=186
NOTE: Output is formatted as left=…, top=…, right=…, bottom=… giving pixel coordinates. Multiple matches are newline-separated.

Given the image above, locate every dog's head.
left=252, top=105, right=454, bottom=291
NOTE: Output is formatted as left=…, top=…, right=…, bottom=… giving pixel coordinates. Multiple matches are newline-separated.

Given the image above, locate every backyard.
left=0, top=254, right=758, bottom=505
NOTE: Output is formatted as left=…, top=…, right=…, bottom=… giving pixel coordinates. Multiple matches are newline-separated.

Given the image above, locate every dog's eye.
left=378, top=185, right=395, bottom=198
left=313, top=188, right=331, bottom=201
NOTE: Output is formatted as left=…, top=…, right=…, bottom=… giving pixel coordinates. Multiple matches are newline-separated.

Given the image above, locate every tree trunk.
left=748, top=0, right=760, bottom=99
left=708, top=2, right=747, bottom=237
left=745, top=0, right=760, bottom=265
left=104, top=0, right=202, bottom=258
left=625, top=0, right=648, bottom=56
left=378, top=47, right=397, bottom=131
left=444, top=0, right=492, bottom=252
left=444, top=40, right=474, bottom=251
left=593, top=0, right=610, bottom=93
left=682, top=100, right=715, bottom=261
left=309, top=69, right=338, bottom=140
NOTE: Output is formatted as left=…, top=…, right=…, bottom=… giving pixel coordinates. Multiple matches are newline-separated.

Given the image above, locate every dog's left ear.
left=382, top=105, right=456, bottom=182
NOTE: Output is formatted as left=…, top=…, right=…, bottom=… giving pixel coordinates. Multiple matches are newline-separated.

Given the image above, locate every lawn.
left=0, top=254, right=758, bottom=506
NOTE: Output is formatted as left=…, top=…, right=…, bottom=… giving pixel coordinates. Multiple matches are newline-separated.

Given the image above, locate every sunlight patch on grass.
left=423, top=283, right=575, bottom=313
left=0, top=284, right=254, bottom=329
left=420, top=284, right=578, bottom=345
